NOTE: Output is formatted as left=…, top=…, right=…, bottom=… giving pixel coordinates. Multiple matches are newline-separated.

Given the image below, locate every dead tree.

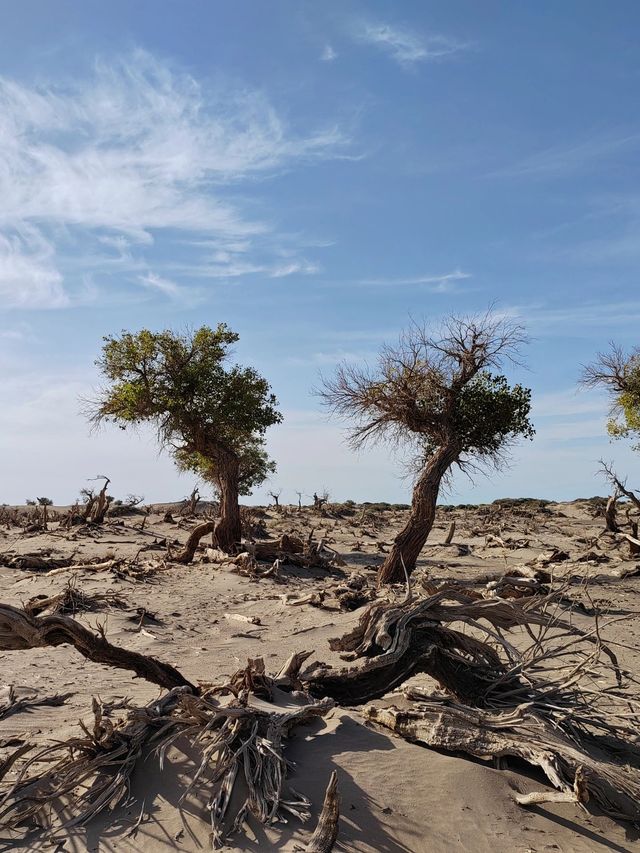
left=182, top=486, right=201, bottom=517
left=604, top=491, right=621, bottom=533
left=600, top=460, right=640, bottom=513
left=320, top=313, right=533, bottom=584
left=0, top=603, right=194, bottom=692
left=313, top=491, right=329, bottom=510
left=77, top=476, right=112, bottom=525
left=269, top=489, right=282, bottom=509
left=2, top=588, right=640, bottom=845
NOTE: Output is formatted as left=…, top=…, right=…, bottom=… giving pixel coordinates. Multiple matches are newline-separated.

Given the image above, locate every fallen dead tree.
left=365, top=689, right=640, bottom=821
left=300, top=587, right=588, bottom=707
left=300, top=588, right=640, bottom=824
left=0, top=604, right=193, bottom=692
left=171, top=526, right=344, bottom=570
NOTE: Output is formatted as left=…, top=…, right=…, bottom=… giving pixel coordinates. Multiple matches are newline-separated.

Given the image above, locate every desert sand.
left=1, top=497, right=640, bottom=852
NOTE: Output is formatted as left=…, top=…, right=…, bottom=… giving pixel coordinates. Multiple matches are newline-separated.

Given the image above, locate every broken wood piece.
left=514, top=765, right=589, bottom=808
left=45, top=558, right=120, bottom=577
left=443, top=520, right=456, bottom=546
left=223, top=612, right=262, bottom=625
left=305, top=770, right=339, bottom=852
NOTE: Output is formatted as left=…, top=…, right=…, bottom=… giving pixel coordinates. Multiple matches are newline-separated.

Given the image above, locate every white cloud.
left=356, top=22, right=467, bottom=67
left=533, top=388, right=608, bottom=419
left=269, top=260, right=320, bottom=278
left=0, top=49, right=347, bottom=309
left=137, top=271, right=181, bottom=298
left=358, top=269, right=471, bottom=291
left=321, top=45, right=337, bottom=62
left=0, top=230, right=67, bottom=309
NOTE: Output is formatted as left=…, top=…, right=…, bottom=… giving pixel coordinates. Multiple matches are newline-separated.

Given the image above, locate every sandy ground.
left=1, top=498, right=640, bottom=852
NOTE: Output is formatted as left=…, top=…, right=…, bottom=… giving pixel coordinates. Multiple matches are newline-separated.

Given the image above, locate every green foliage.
left=177, top=440, right=276, bottom=497
left=607, top=358, right=640, bottom=448
left=584, top=345, right=640, bottom=451
left=92, top=324, right=281, bottom=489
left=452, top=372, right=535, bottom=456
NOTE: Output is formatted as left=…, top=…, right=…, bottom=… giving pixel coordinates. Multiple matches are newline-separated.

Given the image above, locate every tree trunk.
left=604, top=493, right=620, bottom=533
left=213, top=454, right=241, bottom=553
left=377, top=444, right=459, bottom=586
left=174, top=520, right=216, bottom=564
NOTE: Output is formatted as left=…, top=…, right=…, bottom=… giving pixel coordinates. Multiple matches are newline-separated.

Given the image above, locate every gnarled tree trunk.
left=213, top=452, right=241, bottom=553
left=377, top=443, right=459, bottom=585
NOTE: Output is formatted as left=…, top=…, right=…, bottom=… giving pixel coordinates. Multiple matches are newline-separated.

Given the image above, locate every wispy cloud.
left=0, top=49, right=347, bottom=309
left=321, top=45, right=337, bottom=62
left=503, top=299, right=640, bottom=333
left=356, top=21, right=468, bottom=67
left=533, top=388, right=608, bottom=419
left=357, top=269, right=471, bottom=291
left=490, top=131, right=640, bottom=179
left=0, top=230, right=67, bottom=309
left=137, top=271, right=181, bottom=298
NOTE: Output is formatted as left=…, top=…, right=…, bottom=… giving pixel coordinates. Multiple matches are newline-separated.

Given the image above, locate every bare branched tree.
left=582, top=342, right=640, bottom=446
left=320, top=312, right=534, bottom=584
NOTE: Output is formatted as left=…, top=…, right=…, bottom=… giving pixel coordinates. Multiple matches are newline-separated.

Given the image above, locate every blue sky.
left=0, top=1, right=638, bottom=505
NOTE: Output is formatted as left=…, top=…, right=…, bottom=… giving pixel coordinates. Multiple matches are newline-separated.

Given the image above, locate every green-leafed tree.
left=320, top=313, right=534, bottom=585
left=89, top=325, right=281, bottom=553
left=583, top=343, right=640, bottom=450
left=176, top=437, right=276, bottom=500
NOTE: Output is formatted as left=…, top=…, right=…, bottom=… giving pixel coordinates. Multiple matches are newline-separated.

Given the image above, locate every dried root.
left=0, top=686, right=72, bottom=721
left=24, top=579, right=126, bottom=616
left=0, top=683, right=333, bottom=848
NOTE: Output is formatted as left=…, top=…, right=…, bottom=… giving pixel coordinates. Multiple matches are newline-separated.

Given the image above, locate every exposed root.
left=0, top=686, right=72, bottom=721
left=301, top=587, right=602, bottom=707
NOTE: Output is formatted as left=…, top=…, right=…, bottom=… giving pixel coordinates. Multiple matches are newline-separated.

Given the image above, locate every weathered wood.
left=305, top=770, right=339, bottom=852
left=365, top=696, right=639, bottom=823
left=0, top=604, right=195, bottom=692
left=604, top=493, right=620, bottom=533
left=173, top=520, right=215, bottom=563
left=444, top=520, right=456, bottom=545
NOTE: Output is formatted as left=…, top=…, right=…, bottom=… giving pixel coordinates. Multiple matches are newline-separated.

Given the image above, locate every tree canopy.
left=583, top=343, right=640, bottom=450
left=321, top=314, right=534, bottom=471
left=92, top=325, right=281, bottom=459
left=321, top=313, right=534, bottom=584
left=90, top=325, right=282, bottom=551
